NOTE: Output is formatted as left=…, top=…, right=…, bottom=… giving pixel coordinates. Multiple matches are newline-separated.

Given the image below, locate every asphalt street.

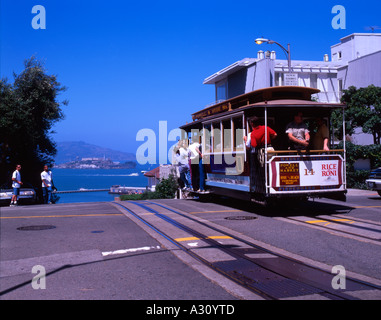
left=0, top=189, right=380, bottom=300
left=160, top=189, right=381, bottom=284
left=0, top=202, right=237, bottom=300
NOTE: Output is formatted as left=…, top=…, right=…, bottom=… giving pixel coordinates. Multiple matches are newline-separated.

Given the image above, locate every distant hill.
left=54, top=141, right=136, bottom=164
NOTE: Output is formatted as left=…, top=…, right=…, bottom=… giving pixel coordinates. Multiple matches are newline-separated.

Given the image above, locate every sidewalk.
left=347, top=188, right=379, bottom=196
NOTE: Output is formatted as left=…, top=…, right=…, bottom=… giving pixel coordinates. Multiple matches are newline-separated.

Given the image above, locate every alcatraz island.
left=54, top=157, right=136, bottom=169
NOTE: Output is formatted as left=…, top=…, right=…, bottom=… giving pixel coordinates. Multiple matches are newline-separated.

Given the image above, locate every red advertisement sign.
left=279, top=163, right=300, bottom=186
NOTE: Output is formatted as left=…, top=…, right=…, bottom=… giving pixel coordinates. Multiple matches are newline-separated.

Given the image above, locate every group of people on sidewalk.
left=9, top=164, right=56, bottom=206
left=174, top=139, right=207, bottom=193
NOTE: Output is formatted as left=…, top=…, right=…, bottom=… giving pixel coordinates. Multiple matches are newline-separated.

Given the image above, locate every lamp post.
left=255, top=38, right=292, bottom=73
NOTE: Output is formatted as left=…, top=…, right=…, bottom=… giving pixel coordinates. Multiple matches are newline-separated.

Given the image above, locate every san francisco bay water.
left=52, top=164, right=152, bottom=204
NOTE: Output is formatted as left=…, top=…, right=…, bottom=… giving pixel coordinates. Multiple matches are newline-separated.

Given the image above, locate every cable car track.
left=113, top=200, right=381, bottom=300
left=279, top=215, right=381, bottom=243
left=331, top=214, right=381, bottom=227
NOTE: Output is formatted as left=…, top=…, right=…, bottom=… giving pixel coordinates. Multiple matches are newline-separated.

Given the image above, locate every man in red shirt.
left=245, top=116, right=277, bottom=148
left=244, top=117, right=277, bottom=193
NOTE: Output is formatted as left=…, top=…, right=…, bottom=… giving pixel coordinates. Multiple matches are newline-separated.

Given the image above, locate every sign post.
left=284, top=73, right=298, bottom=86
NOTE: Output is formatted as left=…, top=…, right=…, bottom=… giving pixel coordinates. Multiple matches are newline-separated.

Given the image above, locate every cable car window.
left=190, top=129, right=201, bottom=145
left=222, top=119, right=232, bottom=152
left=203, top=123, right=212, bottom=154
left=233, top=116, right=245, bottom=151
left=212, top=122, right=221, bottom=153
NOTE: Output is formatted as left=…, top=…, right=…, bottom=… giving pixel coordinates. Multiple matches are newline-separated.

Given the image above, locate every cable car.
left=180, top=86, right=346, bottom=205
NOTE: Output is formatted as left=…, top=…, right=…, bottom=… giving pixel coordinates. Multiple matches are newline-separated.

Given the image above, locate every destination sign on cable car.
left=192, top=104, right=230, bottom=120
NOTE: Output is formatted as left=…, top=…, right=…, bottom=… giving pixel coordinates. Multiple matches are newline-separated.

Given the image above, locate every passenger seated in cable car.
left=312, top=117, right=330, bottom=151
left=285, top=112, right=310, bottom=150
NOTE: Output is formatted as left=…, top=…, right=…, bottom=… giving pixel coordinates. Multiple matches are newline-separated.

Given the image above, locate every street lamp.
left=255, top=37, right=292, bottom=73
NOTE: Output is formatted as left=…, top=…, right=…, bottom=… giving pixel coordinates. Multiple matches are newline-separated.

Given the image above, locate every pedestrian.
left=285, top=111, right=310, bottom=150
left=41, top=165, right=54, bottom=204
left=10, top=164, right=22, bottom=206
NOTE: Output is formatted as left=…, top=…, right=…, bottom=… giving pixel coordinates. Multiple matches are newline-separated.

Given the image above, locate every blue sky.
left=1, top=0, right=380, bottom=161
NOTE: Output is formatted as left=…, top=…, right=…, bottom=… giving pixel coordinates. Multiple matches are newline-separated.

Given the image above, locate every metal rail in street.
left=114, top=200, right=381, bottom=300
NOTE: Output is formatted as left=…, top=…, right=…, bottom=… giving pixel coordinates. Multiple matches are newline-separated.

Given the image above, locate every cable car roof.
left=186, top=86, right=345, bottom=126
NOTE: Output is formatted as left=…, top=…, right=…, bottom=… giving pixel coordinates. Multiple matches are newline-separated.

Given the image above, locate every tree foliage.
left=343, top=142, right=381, bottom=170
left=0, top=57, right=67, bottom=192
left=155, top=175, right=179, bottom=199
left=330, top=85, right=381, bottom=188
left=333, top=85, right=381, bottom=144
left=334, top=142, right=381, bottom=189
left=120, top=174, right=179, bottom=201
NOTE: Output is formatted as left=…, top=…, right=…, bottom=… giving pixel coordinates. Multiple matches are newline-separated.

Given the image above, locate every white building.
left=334, top=33, right=381, bottom=90
left=203, top=33, right=381, bottom=145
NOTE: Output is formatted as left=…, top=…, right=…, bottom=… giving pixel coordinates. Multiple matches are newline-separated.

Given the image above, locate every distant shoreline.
left=54, top=158, right=136, bottom=170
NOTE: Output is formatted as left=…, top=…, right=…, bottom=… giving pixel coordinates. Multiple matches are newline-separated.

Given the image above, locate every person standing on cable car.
left=188, top=137, right=205, bottom=192
left=244, top=116, right=277, bottom=193
left=245, top=116, right=277, bottom=151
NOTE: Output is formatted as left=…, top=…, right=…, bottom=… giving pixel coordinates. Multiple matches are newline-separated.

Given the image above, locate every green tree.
left=338, top=85, right=381, bottom=144
left=335, top=141, right=381, bottom=188
left=0, top=57, right=67, bottom=197
left=120, top=174, right=179, bottom=201
left=155, top=175, right=179, bottom=199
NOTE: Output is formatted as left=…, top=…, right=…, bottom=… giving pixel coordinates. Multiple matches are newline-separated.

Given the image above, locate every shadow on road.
left=192, top=195, right=355, bottom=218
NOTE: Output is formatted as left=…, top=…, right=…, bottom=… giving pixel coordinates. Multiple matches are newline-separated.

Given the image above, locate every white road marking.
left=187, top=242, right=199, bottom=247
left=102, top=246, right=161, bottom=257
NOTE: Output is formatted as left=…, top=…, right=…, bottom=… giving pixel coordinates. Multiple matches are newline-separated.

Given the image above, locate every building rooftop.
left=144, top=166, right=160, bottom=179
left=203, top=58, right=256, bottom=85
left=331, top=33, right=381, bottom=48
left=204, top=33, right=381, bottom=85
